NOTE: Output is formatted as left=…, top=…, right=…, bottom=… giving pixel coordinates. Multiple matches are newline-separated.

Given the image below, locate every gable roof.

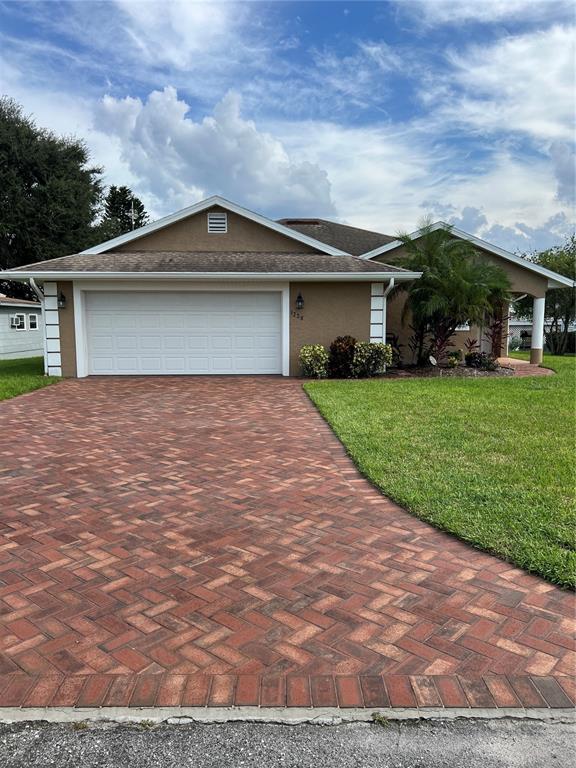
left=81, top=196, right=351, bottom=258
left=360, top=221, right=575, bottom=289
left=279, top=218, right=395, bottom=256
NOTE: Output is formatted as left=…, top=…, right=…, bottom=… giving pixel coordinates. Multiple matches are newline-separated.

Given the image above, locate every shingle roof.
left=10, top=251, right=408, bottom=274
left=278, top=219, right=396, bottom=256
left=0, top=296, right=41, bottom=307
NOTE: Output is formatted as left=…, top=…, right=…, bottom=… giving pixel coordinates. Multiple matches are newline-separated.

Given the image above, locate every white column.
left=43, top=282, right=62, bottom=376
left=531, top=296, right=545, bottom=364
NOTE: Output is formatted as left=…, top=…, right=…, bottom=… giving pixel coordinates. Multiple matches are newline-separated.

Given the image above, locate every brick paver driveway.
left=0, top=378, right=574, bottom=710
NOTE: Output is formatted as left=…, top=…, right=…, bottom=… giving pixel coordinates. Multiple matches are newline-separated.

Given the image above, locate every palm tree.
left=389, top=219, right=511, bottom=364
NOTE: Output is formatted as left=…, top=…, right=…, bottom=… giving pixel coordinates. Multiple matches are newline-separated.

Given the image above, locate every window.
left=207, top=211, right=227, bottom=233
left=28, top=314, right=39, bottom=330
left=10, top=313, right=26, bottom=330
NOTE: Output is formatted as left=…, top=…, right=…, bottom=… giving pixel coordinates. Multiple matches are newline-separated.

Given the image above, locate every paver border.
left=1, top=673, right=574, bottom=711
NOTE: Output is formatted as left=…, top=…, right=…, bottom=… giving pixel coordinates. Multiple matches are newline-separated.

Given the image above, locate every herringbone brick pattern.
left=0, top=377, right=573, bottom=708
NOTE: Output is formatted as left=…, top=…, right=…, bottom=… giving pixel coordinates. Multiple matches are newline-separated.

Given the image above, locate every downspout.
left=29, top=278, right=48, bottom=375
left=382, top=278, right=395, bottom=370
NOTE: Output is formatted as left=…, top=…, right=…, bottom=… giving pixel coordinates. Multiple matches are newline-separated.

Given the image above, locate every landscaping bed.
left=384, top=365, right=516, bottom=378
left=305, top=353, right=576, bottom=588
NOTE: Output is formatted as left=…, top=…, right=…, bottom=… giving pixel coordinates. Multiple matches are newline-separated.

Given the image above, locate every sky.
left=1, top=0, right=574, bottom=253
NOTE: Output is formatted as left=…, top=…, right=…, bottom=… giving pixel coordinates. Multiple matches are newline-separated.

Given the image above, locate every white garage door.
left=85, top=292, right=282, bottom=375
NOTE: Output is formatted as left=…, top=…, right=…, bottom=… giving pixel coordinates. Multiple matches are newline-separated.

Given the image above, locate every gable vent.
left=207, top=211, right=228, bottom=233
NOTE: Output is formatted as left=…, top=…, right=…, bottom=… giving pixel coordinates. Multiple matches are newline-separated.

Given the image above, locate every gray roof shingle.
left=10, top=251, right=408, bottom=274
left=278, top=219, right=395, bottom=256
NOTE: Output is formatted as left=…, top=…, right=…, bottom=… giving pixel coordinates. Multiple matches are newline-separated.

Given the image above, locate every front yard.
left=305, top=354, right=576, bottom=588
left=0, top=356, right=59, bottom=401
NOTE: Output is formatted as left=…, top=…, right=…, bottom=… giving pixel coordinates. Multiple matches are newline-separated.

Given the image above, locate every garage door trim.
left=73, top=281, right=290, bottom=377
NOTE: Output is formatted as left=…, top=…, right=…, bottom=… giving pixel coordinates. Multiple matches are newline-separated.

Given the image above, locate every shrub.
left=465, top=351, right=500, bottom=371
left=299, top=344, right=329, bottom=378
left=509, top=336, right=521, bottom=351
left=329, top=335, right=356, bottom=378
left=351, top=342, right=393, bottom=378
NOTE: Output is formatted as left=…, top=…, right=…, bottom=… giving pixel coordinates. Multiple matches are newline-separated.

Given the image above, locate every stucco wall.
left=289, top=282, right=371, bottom=375
left=57, top=281, right=77, bottom=377
left=116, top=206, right=317, bottom=254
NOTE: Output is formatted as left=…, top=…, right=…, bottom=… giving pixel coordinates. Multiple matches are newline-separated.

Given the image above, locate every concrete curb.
left=0, top=706, right=574, bottom=725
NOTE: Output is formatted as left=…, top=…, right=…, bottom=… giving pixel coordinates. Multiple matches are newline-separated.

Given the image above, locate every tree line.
left=0, top=96, right=148, bottom=297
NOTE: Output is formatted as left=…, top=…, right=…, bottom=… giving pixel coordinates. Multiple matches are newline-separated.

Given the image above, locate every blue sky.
left=1, top=0, right=574, bottom=252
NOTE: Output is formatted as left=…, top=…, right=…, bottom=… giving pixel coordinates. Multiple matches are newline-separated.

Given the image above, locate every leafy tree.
left=0, top=97, right=102, bottom=276
left=514, top=236, right=576, bottom=355
left=94, top=185, right=148, bottom=241
left=390, top=220, right=511, bottom=364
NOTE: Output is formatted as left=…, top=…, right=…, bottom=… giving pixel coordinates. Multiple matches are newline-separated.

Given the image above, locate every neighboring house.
left=0, top=196, right=573, bottom=377
left=0, top=295, right=43, bottom=360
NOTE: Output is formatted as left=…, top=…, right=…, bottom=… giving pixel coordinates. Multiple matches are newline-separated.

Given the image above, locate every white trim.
left=10, top=313, right=26, bottom=331
left=5, top=270, right=422, bottom=282
left=360, top=222, right=575, bottom=289
left=43, top=281, right=61, bottom=376
left=79, top=196, right=350, bottom=257
left=73, top=280, right=291, bottom=379
left=370, top=283, right=384, bottom=342
left=281, top=286, right=290, bottom=377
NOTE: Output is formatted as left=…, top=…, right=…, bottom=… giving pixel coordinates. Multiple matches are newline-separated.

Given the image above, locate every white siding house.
left=0, top=296, right=44, bottom=360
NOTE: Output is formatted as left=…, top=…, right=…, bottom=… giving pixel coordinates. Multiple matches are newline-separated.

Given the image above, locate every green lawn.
left=304, top=354, right=576, bottom=588
left=0, top=357, right=60, bottom=401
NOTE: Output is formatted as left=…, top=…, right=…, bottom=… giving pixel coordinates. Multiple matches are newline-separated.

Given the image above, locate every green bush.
left=351, top=341, right=393, bottom=377
left=465, top=351, right=499, bottom=371
left=509, top=336, right=521, bottom=351
left=329, top=335, right=357, bottom=378
left=299, top=344, right=329, bottom=378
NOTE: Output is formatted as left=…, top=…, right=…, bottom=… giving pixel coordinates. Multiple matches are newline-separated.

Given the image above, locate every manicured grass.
left=305, top=354, right=576, bottom=588
left=0, top=357, right=60, bottom=401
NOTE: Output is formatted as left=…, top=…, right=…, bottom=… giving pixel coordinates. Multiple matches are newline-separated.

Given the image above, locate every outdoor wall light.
left=57, top=292, right=66, bottom=309
left=295, top=292, right=304, bottom=311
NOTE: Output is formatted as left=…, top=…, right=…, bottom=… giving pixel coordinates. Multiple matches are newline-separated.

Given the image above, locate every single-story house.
left=1, top=196, right=573, bottom=377
left=0, top=295, right=43, bottom=360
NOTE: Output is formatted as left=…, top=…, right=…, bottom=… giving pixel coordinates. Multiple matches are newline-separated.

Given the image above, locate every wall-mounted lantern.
left=57, top=292, right=66, bottom=309
left=295, top=292, right=304, bottom=311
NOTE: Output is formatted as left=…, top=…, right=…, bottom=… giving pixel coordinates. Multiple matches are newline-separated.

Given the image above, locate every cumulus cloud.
left=94, top=88, right=335, bottom=218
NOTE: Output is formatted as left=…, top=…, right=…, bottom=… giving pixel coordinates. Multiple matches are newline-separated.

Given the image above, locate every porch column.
left=530, top=296, right=545, bottom=364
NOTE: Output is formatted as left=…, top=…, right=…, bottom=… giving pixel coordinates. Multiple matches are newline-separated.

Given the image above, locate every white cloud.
left=398, top=0, right=575, bottom=26
left=438, top=25, right=575, bottom=142
left=94, top=88, right=335, bottom=218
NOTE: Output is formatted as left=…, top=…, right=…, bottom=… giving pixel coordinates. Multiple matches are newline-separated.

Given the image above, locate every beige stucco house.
left=3, top=196, right=573, bottom=377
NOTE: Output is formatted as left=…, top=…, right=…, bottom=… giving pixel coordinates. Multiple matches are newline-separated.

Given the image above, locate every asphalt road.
left=0, top=718, right=572, bottom=768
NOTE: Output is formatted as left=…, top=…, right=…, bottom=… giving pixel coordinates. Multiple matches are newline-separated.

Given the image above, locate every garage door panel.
left=86, top=292, right=282, bottom=375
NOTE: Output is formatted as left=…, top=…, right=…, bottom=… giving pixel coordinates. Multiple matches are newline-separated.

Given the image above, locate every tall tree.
left=514, top=235, right=576, bottom=355
left=0, top=97, right=102, bottom=277
left=95, top=185, right=148, bottom=241
left=390, top=220, right=511, bottom=363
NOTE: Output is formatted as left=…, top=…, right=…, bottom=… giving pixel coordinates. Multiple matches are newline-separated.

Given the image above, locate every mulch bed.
left=384, top=365, right=516, bottom=378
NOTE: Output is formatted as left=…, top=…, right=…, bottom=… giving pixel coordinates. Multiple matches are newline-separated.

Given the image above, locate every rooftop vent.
left=207, top=211, right=228, bottom=233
